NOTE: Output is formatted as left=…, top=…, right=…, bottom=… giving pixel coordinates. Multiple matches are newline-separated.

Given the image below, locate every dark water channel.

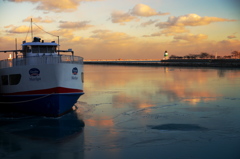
left=1, top=65, right=240, bottom=159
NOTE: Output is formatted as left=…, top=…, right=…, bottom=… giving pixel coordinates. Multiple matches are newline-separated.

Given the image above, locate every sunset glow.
left=0, top=0, right=239, bottom=60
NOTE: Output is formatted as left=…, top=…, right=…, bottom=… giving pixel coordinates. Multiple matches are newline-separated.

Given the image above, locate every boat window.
left=32, top=46, right=39, bottom=53
left=40, top=46, right=48, bottom=53
left=9, top=74, right=21, bottom=85
left=48, top=46, right=56, bottom=53
left=1, top=75, right=8, bottom=85
left=31, top=46, right=56, bottom=53
left=81, top=72, right=84, bottom=83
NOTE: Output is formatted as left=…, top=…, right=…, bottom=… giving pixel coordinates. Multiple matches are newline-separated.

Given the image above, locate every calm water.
left=0, top=65, right=240, bottom=159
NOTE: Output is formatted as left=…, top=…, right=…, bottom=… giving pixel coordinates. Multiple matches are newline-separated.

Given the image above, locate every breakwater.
left=84, top=59, right=240, bottom=68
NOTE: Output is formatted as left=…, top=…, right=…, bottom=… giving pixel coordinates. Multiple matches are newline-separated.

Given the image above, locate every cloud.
left=49, top=29, right=74, bottom=38
left=227, top=35, right=237, bottom=39
left=7, top=0, right=101, bottom=12
left=23, top=16, right=54, bottom=23
left=110, top=3, right=168, bottom=24
left=159, top=26, right=189, bottom=36
left=144, top=26, right=188, bottom=37
left=131, top=4, right=169, bottom=17
left=141, top=19, right=159, bottom=27
left=142, top=32, right=162, bottom=37
left=5, top=25, right=31, bottom=33
left=155, top=14, right=236, bottom=36
left=59, top=21, right=94, bottom=29
left=63, top=30, right=140, bottom=59
left=90, top=29, right=135, bottom=44
left=219, top=39, right=240, bottom=46
left=173, top=33, right=208, bottom=42
left=70, top=36, right=98, bottom=44
left=4, top=25, right=14, bottom=29
left=110, top=11, right=138, bottom=25
left=156, top=14, right=235, bottom=29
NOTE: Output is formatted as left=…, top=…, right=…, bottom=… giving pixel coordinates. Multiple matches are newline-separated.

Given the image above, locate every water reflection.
left=78, top=65, right=240, bottom=159
left=81, top=66, right=240, bottom=119
left=0, top=112, right=85, bottom=159
left=83, top=66, right=240, bottom=112
left=1, top=65, right=240, bottom=159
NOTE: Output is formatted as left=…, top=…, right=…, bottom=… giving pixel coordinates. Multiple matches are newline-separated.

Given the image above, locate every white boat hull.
left=0, top=56, right=84, bottom=117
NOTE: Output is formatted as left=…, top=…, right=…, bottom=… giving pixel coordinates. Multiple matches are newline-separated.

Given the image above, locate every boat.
left=0, top=36, right=84, bottom=117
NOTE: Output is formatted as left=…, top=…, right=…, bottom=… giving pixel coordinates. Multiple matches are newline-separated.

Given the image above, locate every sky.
left=0, top=0, right=240, bottom=60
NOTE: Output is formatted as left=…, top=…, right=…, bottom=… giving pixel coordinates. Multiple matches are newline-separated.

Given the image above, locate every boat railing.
left=0, top=55, right=83, bottom=68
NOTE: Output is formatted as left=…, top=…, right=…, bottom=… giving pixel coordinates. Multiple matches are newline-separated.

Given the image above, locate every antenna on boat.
left=58, top=36, right=60, bottom=55
left=15, top=38, right=17, bottom=58
left=31, top=19, right=60, bottom=53
left=31, top=18, right=33, bottom=40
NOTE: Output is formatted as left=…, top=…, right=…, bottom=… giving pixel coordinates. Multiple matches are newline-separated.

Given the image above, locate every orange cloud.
left=5, top=25, right=31, bottom=33
left=71, top=36, right=97, bottom=44
left=145, top=26, right=188, bottom=37
left=59, top=20, right=94, bottom=29
left=90, top=29, right=135, bottom=44
left=227, top=35, right=237, bottom=39
left=131, top=4, right=169, bottom=17
left=141, top=19, right=159, bottom=27
left=49, top=29, right=74, bottom=38
left=110, top=11, right=138, bottom=25
left=174, top=33, right=208, bottom=42
left=156, top=14, right=235, bottom=28
left=110, top=4, right=168, bottom=25
left=154, top=14, right=236, bottom=36
left=7, top=0, right=101, bottom=12
left=218, top=39, right=240, bottom=47
left=159, top=26, right=189, bottom=36
left=22, top=16, right=54, bottom=23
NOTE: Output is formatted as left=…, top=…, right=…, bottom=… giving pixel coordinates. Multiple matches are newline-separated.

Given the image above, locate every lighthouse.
left=164, top=50, right=168, bottom=59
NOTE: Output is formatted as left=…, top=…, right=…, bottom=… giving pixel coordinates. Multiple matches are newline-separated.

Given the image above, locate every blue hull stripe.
left=0, top=93, right=84, bottom=117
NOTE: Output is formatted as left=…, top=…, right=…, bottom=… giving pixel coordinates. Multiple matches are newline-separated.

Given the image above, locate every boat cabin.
left=22, top=37, right=58, bottom=57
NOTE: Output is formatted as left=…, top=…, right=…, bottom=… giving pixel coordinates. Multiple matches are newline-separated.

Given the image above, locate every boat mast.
left=15, top=38, right=17, bottom=58
left=58, top=36, right=60, bottom=55
left=31, top=18, right=33, bottom=40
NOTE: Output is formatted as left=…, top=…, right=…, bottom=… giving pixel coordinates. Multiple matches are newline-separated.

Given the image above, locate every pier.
left=84, top=59, right=240, bottom=68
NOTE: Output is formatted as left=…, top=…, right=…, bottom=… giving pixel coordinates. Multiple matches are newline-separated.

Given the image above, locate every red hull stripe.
left=2, top=87, right=83, bottom=95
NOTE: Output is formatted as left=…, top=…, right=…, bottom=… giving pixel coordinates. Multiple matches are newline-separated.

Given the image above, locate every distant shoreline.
left=84, top=59, right=240, bottom=68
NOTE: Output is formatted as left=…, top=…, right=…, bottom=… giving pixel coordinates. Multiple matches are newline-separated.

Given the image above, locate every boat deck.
left=0, top=55, right=83, bottom=69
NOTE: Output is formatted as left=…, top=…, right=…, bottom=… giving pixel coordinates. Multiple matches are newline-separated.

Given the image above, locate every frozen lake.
left=1, top=65, right=240, bottom=159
